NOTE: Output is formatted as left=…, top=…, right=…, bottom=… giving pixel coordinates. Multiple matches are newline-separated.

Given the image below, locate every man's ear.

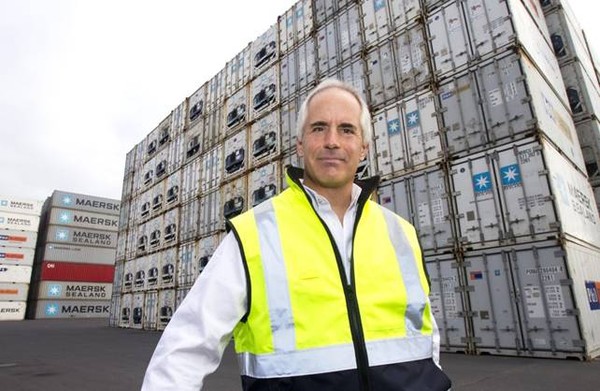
left=296, top=136, right=304, bottom=157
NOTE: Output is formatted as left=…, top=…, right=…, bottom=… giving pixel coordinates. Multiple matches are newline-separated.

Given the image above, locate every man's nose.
left=324, top=129, right=340, bottom=147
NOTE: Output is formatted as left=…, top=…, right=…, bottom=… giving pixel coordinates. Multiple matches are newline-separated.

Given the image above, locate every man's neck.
left=303, top=181, right=354, bottom=223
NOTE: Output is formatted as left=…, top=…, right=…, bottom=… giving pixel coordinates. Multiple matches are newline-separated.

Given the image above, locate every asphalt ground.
left=1, top=318, right=599, bottom=390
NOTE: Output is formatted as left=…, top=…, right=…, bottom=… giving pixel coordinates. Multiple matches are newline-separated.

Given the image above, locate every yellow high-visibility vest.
left=228, top=170, right=434, bottom=379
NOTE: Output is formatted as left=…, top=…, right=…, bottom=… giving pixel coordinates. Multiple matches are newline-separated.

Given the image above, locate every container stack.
left=0, top=196, right=43, bottom=321
left=28, top=191, right=120, bottom=319
left=113, top=0, right=600, bottom=360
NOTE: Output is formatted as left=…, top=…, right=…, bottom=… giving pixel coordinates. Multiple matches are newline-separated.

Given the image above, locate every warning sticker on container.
left=429, top=291, right=458, bottom=319
left=585, top=281, right=600, bottom=311
left=524, top=286, right=544, bottom=318
left=545, top=285, right=567, bottom=318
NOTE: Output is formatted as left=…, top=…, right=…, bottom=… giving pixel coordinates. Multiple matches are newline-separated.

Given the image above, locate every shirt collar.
left=300, top=179, right=362, bottom=211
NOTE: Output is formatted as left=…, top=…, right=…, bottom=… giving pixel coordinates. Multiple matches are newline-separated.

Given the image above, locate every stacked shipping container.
left=114, top=0, right=600, bottom=360
left=28, top=191, right=120, bottom=319
left=0, top=196, right=43, bottom=321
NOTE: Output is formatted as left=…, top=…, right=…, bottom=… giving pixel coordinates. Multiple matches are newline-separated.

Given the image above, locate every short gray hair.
left=296, top=79, right=372, bottom=143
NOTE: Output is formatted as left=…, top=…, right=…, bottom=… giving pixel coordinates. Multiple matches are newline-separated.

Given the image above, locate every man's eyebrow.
left=339, top=122, right=357, bottom=129
left=309, top=121, right=328, bottom=127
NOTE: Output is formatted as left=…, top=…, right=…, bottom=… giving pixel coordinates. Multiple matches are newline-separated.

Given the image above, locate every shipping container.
left=223, top=128, right=249, bottom=181
left=449, top=136, right=600, bottom=248
left=248, top=161, right=280, bottom=208
left=0, top=212, right=40, bottom=232
left=378, top=166, right=455, bottom=252
left=45, top=225, right=118, bottom=249
left=181, top=157, right=201, bottom=203
left=0, top=265, right=32, bottom=283
left=122, top=260, right=134, bottom=292
left=575, top=117, right=600, bottom=181
left=36, top=281, right=112, bottom=301
left=439, top=50, right=584, bottom=168
left=187, top=83, right=207, bottom=127
left=42, top=243, right=116, bottom=265
left=145, top=253, right=160, bottom=289
left=165, top=168, right=182, bottom=208
left=0, top=196, right=44, bottom=216
left=133, top=256, right=147, bottom=292
left=184, top=119, right=204, bottom=162
left=226, top=44, right=252, bottom=98
left=317, top=4, right=362, bottom=77
left=108, top=289, right=121, bottom=327
left=157, top=288, right=176, bottom=330
left=32, top=299, right=111, bottom=319
left=159, top=247, right=177, bottom=289
left=180, top=198, right=200, bottom=242
left=251, top=65, right=279, bottom=120
left=425, top=253, right=470, bottom=353
left=0, top=229, right=37, bottom=249
left=176, top=286, right=192, bottom=310
left=119, top=293, right=133, bottom=327
left=251, top=24, right=279, bottom=77
left=561, top=59, right=600, bottom=122
left=170, top=98, right=188, bottom=137
left=0, top=301, right=27, bottom=321
left=206, top=69, right=227, bottom=114
left=0, top=283, right=29, bottom=301
left=118, top=199, right=130, bottom=232
left=48, top=208, right=119, bottom=232
left=314, top=0, right=354, bottom=26
left=39, top=261, right=114, bottom=283
left=197, top=234, right=222, bottom=275
left=50, top=190, right=120, bottom=216
left=163, top=208, right=179, bottom=247
left=221, top=175, right=248, bottom=221
left=250, top=111, right=281, bottom=168
left=177, top=241, right=198, bottom=287
left=199, top=190, right=222, bottom=236
left=372, top=89, right=443, bottom=179
left=147, top=216, right=164, bottom=252
left=279, top=0, right=313, bottom=54
left=360, top=0, right=393, bottom=48
left=200, top=144, right=224, bottom=193
left=0, top=246, right=35, bottom=266
left=168, top=131, right=185, bottom=172
left=204, top=105, right=224, bottom=150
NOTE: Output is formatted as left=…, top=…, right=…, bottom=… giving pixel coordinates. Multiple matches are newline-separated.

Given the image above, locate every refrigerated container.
left=0, top=212, right=40, bottom=232
left=0, top=229, right=37, bottom=249
left=0, top=265, right=32, bottom=283
left=31, top=299, right=111, bottom=319
left=158, top=288, right=176, bottom=330
left=0, top=301, right=27, bottom=321
left=50, top=191, right=120, bottom=216
left=48, top=208, right=119, bottom=232
left=0, top=283, right=29, bottom=301
left=0, top=247, right=35, bottom=266
left=249, top=161, right=280, bottom=208
left=36, top=281, right=112, bottom=301
left=42, top=243, right=116, bottom=265
left=45, top=225, right=118, bottom=248
left=279, top=0, right=313, bottom=54
left=0, top=196, right=43, bottom=216
left=250, top=111, right=281, bottom=168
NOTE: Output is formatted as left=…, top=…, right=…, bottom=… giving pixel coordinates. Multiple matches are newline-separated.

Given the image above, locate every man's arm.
left=141, top=233, right=247, bottom=390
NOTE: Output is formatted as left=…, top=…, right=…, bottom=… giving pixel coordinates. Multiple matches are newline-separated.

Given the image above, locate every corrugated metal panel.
left=378, top=166, right=455, bottom=252
left=297, top=38, right=317, bottom=93
left=132, top=256, right=147, bottom=292
left=0, top=229, right=37, bottom=249
left=177, top=241, right=198, bottom=287
left=165, top=169, right=182, bottom=208
left=279, top=0, right=314, bottom=54
left=252, top=24, right=279, bottom=77
left=0, top=196, right=44, bottom=216
left=131, top=292, right=145, bottom=328
left=389, top=0, right=421, bottom=31
left=0, top=283, right=29, bottom=301
left=143, top=290, right=158, bottom=330
left=159, top=247, right=177, bottom=289
left=108, top=289, right=121, bottom=327
left=181, top=157, right=201, bottom=203
left=204, top=105, right=224, bottom=150
left=199, top=190, right=222, bottom=236
left=0, top=212, right=40, bottom=232
left=43, top=243, right=116, bottom=265
left=170, top=98, right=187, bottom=137
left=561, top=60, right=600, bottom=122
left=45, top=225, right=118, bottom=249
left=360, top=0, right=392, bottom=47
left=180, top=199, right=200, bottom=242
left=0, top=301, right=27, bottom=321
left=226, top=44, right=252, bottom=98
left=575, top=117, right=600, bottom=181
left=206, top=69, right=227, bottom=114
left=51, top=191, right=120, bottom=216
left=0, top=265, right=32, bottom=283
left=0, top=246, right=35, bottom=266
left=39, top=261, right=114, bottom=283
left=48, top=208, right=119, bottom=232
left=366, top=40, right=399, bottom=108
left=317, top=4, right=362, bottom=77
left=425, top=253, right=470, bottom=353
left=201, top=145, right=223, bottom=193
left=314, top=0, right=354, bottom=26
left=168, top=131, right=185, bottom=172
left=392, top=22, right=431, bottom=95
left=221, top=175, right=248, bottom=221
left=119, top=293, right=132, bottom=327
left=36, top=281, right=112, bottom=301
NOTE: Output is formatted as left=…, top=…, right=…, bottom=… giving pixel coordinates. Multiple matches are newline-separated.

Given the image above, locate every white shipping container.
left=226, top=44, right=252, bottom=98
left=49, top=208, right=119, bottom=232
left=119, top=293, right=133, bottom=327
left=280, top=95, right=303, bottom=154
left=42, top=243, right=116, bottom=265
left=143, top=290, right=158, bottom=330
left=163, top=208, right=179, bottom=247
left=296, top=38, right=317, bottom=95
left=0, top=246, right=35, bottom=266
left=206, top=69, right=226, bottom=114
left=109, top=290, right=121, bottom=327
left=36, top=281, right=112, bottom=301
left=153, top=148, right=170, bottom=182
left=136, top=222, right=149, bottom=255
left=280, top=50, right=298, bottom=102
left=0, top=265, right=32, bottom=283
left=317, top=6, right=362, bottom=77
left=450, top=137, right=600, bottom=248
left=279, top=0, right=313, bottom=54
left=188, top=83, right=207, bottom=126
left=51, top=190, right=120, bottom=216
left=198, top=234, right=221, bottom=275
left=0, top=212, right=40, bottom=232
left=222, top=175, right=248, bottom=221
left=0, top=196, right=43, bottom=216
left=314, top=0, right=354, bottom=26
left=392, top=22, right=431, bottom=95
left=425, top=253, right=469, bottom=353
left=170, top=98, right=188, bottom=137
left=0, top=301, right=27, bottom=321
left=121, top=173, right=134, bottom=201
left=561, top=60, right=600, bottom=121
left=361, top=0, right=392, bottom=47
left=165, top=168, right=182, bottom=208
left=178, top=241, right=198, bottom=287
left=378, top=166, right=455, bottom=252
left=115, top=231, right=127, bottom=262
left=204, top=105, right=224, bottom=150
left=0, top=283, right=29, bottom=301
left=199, top=190, right=222, bottom=236
left=251, top=66, right=279, bottom=120
left=148, top=216, right=164, bottom=251
left=250, top=112, right=281, bottom=168
left=125, top=229, right=137, bottom=260
left=0, top=229, right=37, bottom=249
left=223, top=128, right=249, bottom=181
left=389, top=0, right=421, bottom=31
left=131, top=292, right=145, bottom=328
left=249, top=161, right=280, bottom=208
left=32, top=299, right=111, bottom=319
left=251, top=24, right=278, bottom=77
left=176, top=286, right=191, bottom=310
left=159, top=247, right=177, bottom=289
left=168, top=131, right=185, bottom=172
left=365, top=41, right=399, bottom=109
left=45, top=225, right=118, bottom=249
left=575, top=117, right=600, bottom=181
left=184, top=120, right=203, bottom=162
left=158, top=288, right=176, bottom=330
left=133, top=256, right=147, bottom=292
left=122, top=260, right=134, bottom=292
left=118, top=200, right=130, bottom=232
left=201, top=145, right=223, bottom=193
left=180, top=198, right=200, bottom=243
left=124, top=147, right=137, bottom=176
left=372, top=89, right=443, bottom=179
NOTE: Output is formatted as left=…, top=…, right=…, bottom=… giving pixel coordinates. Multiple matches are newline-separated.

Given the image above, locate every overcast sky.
left=1, top=0, right=598, bottom=202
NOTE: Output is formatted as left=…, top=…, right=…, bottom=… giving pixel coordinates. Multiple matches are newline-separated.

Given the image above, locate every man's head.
left=296, top=79, right=371, bottom=194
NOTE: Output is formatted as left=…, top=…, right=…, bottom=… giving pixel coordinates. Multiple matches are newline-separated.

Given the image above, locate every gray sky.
left=1, top=0, right=598, bottom=202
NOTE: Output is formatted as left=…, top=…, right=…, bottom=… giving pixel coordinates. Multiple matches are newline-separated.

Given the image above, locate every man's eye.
left=341, top=127, right=355, bottom=134
left=312, top=126, right=324, bottom=132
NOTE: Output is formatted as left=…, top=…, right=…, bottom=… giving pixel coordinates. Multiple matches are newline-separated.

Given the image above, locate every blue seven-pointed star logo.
left=501, top=164, right=521, bottom=186
left=387, top=119, right=401, bottom=135
left=48, top=284, right=62, bottom=296
left=473, top=172, right=492, bottom=193
left=45, top=304, right=59, bottom=316
left=406, top=110, right=419, bottom=128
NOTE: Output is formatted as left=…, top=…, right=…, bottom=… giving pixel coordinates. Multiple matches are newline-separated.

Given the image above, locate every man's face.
left=296, top=87, right=367, bottom=193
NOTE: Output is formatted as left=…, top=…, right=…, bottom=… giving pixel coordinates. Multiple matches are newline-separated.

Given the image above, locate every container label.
left=585, top=281, right=600, bottom=311
left=472, top=172, right=492, bottom=193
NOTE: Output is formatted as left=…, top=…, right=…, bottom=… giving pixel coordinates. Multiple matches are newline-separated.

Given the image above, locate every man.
left=142, top=79, right=452, bottom=390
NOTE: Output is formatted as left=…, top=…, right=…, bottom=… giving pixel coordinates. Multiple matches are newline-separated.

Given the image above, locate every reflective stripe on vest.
left=230, top=183, right=433, bottom=378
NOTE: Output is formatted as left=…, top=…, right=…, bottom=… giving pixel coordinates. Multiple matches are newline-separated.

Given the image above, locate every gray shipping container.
left=0, top=229, right=37, bottom=249
left=36, top=281, right=112, bottom=301
left=0, top=283, right=29, bottom=301
left=0, top=212, right=40, bottom=232
left=51, top=190, right=120, bottom=216
left=45, top=225, right=118, bottom=249
left=48, top=208, right=119, bottom=232
left=0, top=265, right=32, bottom=284
left=0, top=196, right=44, bottom=216
left=32, top=299, right=111, bottom=319
left=42, top=243, right=116, bottom=265
left=0, top=246, right=35, bottom=266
